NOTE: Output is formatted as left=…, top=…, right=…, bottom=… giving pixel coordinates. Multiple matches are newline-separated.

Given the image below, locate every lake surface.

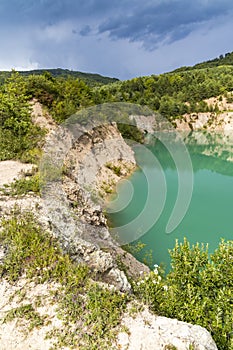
left=107, top=132, right=233, bottom=271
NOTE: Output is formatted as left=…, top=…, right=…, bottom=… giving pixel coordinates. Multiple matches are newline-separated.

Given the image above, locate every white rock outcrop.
left=117, top=308, right=218, bottom=350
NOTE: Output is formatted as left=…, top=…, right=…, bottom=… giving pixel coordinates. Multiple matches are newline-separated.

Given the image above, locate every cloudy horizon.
left=1, top=0, right=233, bottom=79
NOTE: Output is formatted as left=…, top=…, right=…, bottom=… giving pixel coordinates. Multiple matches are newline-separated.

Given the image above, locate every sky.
left=0, top=0, right=233, bottom=79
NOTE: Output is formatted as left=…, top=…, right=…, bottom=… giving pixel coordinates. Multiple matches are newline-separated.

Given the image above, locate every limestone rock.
left=103, top=267, right=131, bottom=292
left=117, top=308, right=218, bottom=350
left=0, top=161, right=35, bottom=187
left=129, top=114, right=156, bottom=134
left=87, top=250, right=114, bottom=273
left=31, top=99, right=56, bottom=132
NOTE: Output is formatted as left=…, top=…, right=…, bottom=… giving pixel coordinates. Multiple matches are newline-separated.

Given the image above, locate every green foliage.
left=50, top=78, right=93, bottom=122
left=2, top=172, right=41, bottom=196
left=133, top=238, right=233, bottom=350
left=0, top=212, right=128, bottom=349
left=3, top=304, right=46, bottom=331
left=164, top=345, right=178, bottom=350
left=0, top=126, right=45, bottom=162
left=117, top=123, right=144, bottom=143
left=97, top=65, right=233, bottom=118
left=25, top=73, right=60, bottom=107
left=2, top=55, right=233, bottom=139
left=105, top=162, right=122, bottom=176
left=19, top=68, right=119, bottom=86
left=55, top=282, right=127, bottom=350
left=0, top=71, right=46, bottom=161
left=100, top=181, right=114, bottom=194
left=3, top=59, right=233, bottom=143
left=23, top=72, right=94, bottom=122
left=0, top=211, right=74, bottom=282
left=172, top=51, right=233, bottom=72
left=123, top=241, right=146, bottom=255
left=0, top=72, right=30, bottom=128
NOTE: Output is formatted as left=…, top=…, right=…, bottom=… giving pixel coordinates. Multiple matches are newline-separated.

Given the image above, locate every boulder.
left=117, top=308, right=218, bottom=350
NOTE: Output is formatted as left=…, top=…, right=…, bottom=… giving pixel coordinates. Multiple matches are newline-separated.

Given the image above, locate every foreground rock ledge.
left=117, top=308, right=218, bottom=350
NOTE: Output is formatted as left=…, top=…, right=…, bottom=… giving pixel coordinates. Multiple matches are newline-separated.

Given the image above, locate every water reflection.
left=141, top=131, right=233, bottom=176
left=108, top=130, right=233, bottom=271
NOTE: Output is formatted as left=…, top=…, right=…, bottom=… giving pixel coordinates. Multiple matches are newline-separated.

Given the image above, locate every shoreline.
left=42, top=122, right=150, bottom=290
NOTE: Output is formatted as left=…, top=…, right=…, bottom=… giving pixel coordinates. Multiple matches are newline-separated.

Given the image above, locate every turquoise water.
left=108, top=132, right=233, bottom=271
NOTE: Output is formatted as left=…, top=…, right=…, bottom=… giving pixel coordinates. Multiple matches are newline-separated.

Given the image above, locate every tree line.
left=1, top=61, right=233, bottom=160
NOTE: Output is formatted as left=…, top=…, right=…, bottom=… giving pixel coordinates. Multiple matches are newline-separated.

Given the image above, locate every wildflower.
left=163, top=285, right=168, bottom=291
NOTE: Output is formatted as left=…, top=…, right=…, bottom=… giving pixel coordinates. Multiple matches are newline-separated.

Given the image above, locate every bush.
left=0, top=72, right=46, bottom=162
left=133, top=238, right=233, bottom=350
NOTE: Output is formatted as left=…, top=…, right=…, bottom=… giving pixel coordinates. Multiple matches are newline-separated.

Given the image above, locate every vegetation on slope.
left=134, top=239, right=233, bottom=350
left=173, top=51, right=233, bottom=72
left=0, top=68, right=119, bottom=87
left=97, top=65, right=233, bottom=118
left=1, top=60, right=233, bottom=162
left=1, top=211, right=233, bottom=349
left=1, top=53, right=233, bottom=349
left=0, top=211, right=128, bottom=350
left=0, top=72, right=45, bottom=162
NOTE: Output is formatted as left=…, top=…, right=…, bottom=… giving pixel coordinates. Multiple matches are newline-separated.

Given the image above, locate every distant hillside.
left=1, top=51, right=233, bottom=128
left=97, top=64, right=233, bottom=119
left=0, top=68, right=119, bottom=86
left=172, top=51, right=233, bottom=73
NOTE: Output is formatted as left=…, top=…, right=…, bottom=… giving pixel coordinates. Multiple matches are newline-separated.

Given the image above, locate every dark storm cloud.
left=98, top=0, right=233, bottom=49
left=0, top=0, right=118, bottom=24
left=0, top=0, right=233, bottom=78
left=1, top=0, right=232, bottom=49
left=79, top=25, right=92, bottom=37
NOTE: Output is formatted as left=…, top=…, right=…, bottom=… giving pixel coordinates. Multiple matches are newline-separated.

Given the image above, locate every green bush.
left=0, top=72, right=46, bottom=162
left=133, top=238, right=233, bottom=350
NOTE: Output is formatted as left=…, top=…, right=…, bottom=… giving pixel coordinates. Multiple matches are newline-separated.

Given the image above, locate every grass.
left=3, top=304, right=46, bottom=331
left=0, top=211, right=129, bottom=349
left=105, top=162, right=122, bottom=176
left=1, top=172, right=41, bottom=196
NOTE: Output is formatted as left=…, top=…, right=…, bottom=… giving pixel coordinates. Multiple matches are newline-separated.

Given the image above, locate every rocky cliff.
left=41, top=122, right=150, bottom=291
left=0, top=102, right=219, bottom=349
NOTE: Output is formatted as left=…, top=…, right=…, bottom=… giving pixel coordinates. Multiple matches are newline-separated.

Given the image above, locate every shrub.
left=133, top=238, right=233, bottom=350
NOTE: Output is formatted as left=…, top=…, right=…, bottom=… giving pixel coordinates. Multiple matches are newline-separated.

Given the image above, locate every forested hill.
left=172, top=51, right=233, bottom=72
left=0, top=68, right=119, bottom=86
left=97, top=64, right=233, bottom=118
left=1, top=51, right=233, bottom=161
